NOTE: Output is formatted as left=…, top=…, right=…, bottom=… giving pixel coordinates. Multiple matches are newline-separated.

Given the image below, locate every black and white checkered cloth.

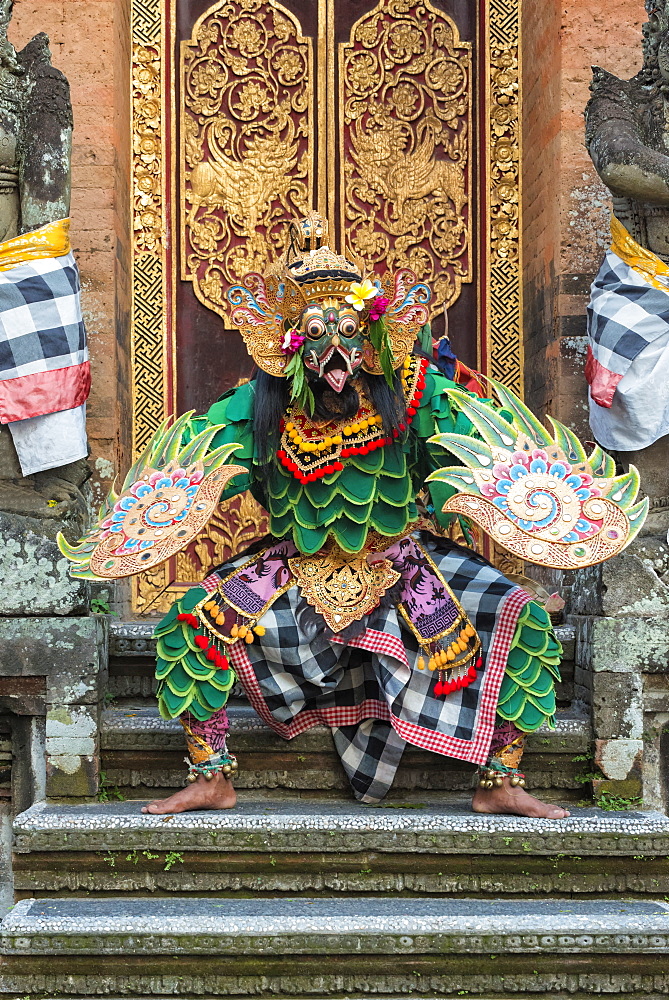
left=228, top=536, right=531, bottom=802
left=0, top=251, right=87, bottom=383
left=587, top=249, right=669, bottom=404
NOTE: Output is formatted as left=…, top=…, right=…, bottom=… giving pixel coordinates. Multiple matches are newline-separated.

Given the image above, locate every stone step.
left=108, top=621, right=577, bottom=705
left=100, top=703, right=592, bottom=800
left=2, top=896, right=669, bottom=995
left=11, top=799, right=669, bottom=898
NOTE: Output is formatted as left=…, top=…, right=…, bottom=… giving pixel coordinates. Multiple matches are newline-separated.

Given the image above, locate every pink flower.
left=281, top=329, right=306, bottom=354
left=368, top=296, right=389, bottom=322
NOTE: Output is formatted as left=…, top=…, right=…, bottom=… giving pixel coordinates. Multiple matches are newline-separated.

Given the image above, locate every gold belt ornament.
left=288, top=546, right=401, bottom=632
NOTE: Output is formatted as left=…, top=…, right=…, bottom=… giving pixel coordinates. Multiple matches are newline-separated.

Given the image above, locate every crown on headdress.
left=286, top=246, right=363, bottom=306
left=228, top=212, right=431, bottom=378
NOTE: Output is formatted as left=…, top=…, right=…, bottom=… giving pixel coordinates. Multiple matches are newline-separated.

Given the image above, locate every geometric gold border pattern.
left=131, top=0, right=169, bottom=457
left=484, top=0, right=522, bottom=394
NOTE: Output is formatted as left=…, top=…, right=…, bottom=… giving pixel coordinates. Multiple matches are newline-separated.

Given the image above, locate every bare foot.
left=141, top=773, right=237, bottom=814
left=472, top=779, right=570, bottom=819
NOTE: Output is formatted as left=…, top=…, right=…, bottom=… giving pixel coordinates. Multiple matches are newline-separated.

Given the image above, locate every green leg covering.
left=495, top=600, right=562, bottom=733
left=152, top=588, right=236, bottom=721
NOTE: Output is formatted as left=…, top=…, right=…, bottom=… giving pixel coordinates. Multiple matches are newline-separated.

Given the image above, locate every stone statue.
left=585, top=0, right=669, bottom=529
left=579, top=0, right=669, bottom=813
left=0, top=0, right=89, bottom=615
left=0, top=0, right=72, bottom=240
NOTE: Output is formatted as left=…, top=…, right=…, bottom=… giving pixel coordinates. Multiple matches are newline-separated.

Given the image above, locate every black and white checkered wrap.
left=0, top=251, right=87, bottom=381
left=227, top=537, right=531, bottom=802
left=587, top=249, right=669, bottom=378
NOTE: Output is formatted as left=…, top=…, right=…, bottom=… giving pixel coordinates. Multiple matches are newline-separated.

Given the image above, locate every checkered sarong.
left=226, top=536, right=531, bottom=802
left=0, top=251, right=89, bottom=422
left=586, top=249, right=669, bottom=408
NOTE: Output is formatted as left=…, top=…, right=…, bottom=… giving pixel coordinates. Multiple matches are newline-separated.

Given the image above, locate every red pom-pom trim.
left=194, top=635, right=208, bottom=649
left=206, top=647, right=217, bottom=662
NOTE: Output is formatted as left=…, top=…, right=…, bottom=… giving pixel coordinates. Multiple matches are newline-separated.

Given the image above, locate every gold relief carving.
left=173, top=492, right=268, bottom=584
left=340, top=0, right=472, bottom=314
left=181, top=0, right=314, bottom=320
left=486, top=0, right=522, bottom=394
left=491, top=541, right=525, bottom=580
left=133, top=43, right=163, bottom=255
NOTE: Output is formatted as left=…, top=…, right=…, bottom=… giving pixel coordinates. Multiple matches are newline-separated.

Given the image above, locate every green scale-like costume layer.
left=154, top=362, right=561, bottom=730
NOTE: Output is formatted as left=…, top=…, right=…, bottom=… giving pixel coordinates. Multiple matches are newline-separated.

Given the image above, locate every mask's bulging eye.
left=339, top=318, right=358, bottom=336
left=305, top=318, right=326, bottom=339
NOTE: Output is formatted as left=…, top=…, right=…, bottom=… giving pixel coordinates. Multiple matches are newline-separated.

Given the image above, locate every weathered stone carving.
left=585, top=0, right=669, bottom=522
left=0, top=1, right=72, bottom=242
left=577, top=3, right=669, bottom=814
left=0, top=2, right=85, bottom=525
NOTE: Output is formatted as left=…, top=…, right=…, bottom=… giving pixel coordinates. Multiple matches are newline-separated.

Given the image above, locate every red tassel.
left=194, top=635, right=208, bottom=649
left=475, top=656, right=483, bottom=669
left=434, top=681, right=443, bottom=697
left=407, top=407, right=416, bottom=416
left=467, top=664, right=477, bottom=680
left=177, top=613, right=188, bottom=622
left=206, top=647, right=217, bottom=662
left=333, top=461, right=344, bottom=471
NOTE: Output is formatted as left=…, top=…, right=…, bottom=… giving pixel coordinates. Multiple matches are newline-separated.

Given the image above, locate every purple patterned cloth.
left=217, top=535, right=462, bottom=640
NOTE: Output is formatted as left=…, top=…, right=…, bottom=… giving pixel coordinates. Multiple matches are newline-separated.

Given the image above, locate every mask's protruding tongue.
left=324, top=367, right=348, bottom=393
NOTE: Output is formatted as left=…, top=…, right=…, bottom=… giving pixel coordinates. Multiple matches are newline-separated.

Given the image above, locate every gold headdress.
left=228, top=212, right=430, bottom=377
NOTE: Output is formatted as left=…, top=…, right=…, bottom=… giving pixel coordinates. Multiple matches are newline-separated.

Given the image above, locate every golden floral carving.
left=133, top=43, right=163, bottom=254
left=181, top=0, right=314, bottom=320
left=489, top=46, right=520, bottom=266
left=340, top=0, right=472, bottom=314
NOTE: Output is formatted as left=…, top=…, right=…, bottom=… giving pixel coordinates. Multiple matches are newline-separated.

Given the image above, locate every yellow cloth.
left=610, top=215, right=669, bottom=291
left=0, top=218, right=71, bottom=272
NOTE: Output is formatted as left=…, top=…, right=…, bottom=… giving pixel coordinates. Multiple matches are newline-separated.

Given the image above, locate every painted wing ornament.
left=57, top=412, right=246, bottom=580
left=427, top=379, right=648, bottom=569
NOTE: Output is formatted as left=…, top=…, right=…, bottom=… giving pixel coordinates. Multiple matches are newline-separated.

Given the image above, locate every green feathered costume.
left=153, top=360, right=561, bottom=747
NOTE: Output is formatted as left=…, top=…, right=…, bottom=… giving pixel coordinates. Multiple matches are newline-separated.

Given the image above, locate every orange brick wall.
left=10, top=0, right=131, bottom=507
left=523, top=0, right=645, bottom=437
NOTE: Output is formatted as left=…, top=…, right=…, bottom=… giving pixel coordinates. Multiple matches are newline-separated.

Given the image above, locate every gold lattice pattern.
left=340, top=0, right=472, bottom=315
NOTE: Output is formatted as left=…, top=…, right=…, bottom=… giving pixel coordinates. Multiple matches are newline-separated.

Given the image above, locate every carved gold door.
left=130, top=0, right=522, bottom=612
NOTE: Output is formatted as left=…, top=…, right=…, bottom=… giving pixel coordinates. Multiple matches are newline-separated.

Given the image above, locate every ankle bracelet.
left=185, top=751, right=239, bottom=783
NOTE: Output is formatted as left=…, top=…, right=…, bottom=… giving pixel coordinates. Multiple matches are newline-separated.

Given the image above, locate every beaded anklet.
left=186, top=751, right=239, bottom=783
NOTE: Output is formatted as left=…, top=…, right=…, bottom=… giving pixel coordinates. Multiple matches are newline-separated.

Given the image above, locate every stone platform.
left=2, top=896, right=669, bottom=995
left=11, top=798, right=669, bottom=897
